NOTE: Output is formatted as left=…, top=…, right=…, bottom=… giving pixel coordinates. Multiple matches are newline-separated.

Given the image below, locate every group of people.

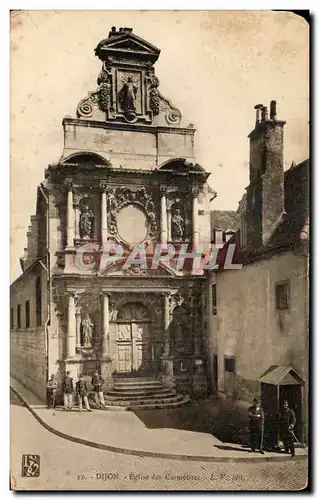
left=47, top=376, right=297, bottom=454
left=248, top=397, right=297, bottom=457
left=46, top=370, right=106, bottom=412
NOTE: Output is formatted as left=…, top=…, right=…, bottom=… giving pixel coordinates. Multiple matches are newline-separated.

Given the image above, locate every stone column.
left=192, top=187, right=200, bottom=247
left=163, top=293, right=171, bottom=356
left=66, top=179, right=74, bottom=248
left=75, top=308, right=81, bottom=347
left=67, top=293, right=76, bottom=358
left=74, top=205, right=80, bottom=241
left=102, top=293, right=110, bottom=356
left=100, top=182, right=108, bottom=248
left=160, top=187, right=168, bottom=244
left=167, top=208, right=172, bottom=242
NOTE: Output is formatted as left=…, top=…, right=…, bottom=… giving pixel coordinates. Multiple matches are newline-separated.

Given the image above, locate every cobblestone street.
left=10, top=390, right=308, bottom=491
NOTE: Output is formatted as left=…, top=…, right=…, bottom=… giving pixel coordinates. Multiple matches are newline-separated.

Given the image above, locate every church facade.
left=10, top=27, right=214, bottom=403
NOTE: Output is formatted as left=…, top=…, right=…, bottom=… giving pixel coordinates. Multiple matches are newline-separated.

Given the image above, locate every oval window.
left=117, top=205, right=147, bottom=244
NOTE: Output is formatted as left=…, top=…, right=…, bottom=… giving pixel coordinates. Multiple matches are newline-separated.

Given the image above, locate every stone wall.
left=10, top=327, right=46, bottom=400
left=10, top=263, right=48, bottom=401
left=62, top=119, right=196, bottom=170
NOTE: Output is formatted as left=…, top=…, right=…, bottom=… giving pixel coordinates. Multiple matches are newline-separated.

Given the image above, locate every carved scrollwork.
left=76, top=64, right=112, bottom=118
left=77, top=91, right=100, bottom=118
left=106, top=186, right=158, bottom=241
left=169, top=292, right=185, bottom=311
left=76, top=346, right=95, bottom=357
left=122, top=267, right=148, bottom=277
left=158, top=94, right=182, bottom=125
left=146, top=71, right=181, bottom=124
left=149, top=75, right=160, bottom=116
left=97, top=67, right=112, bottom=112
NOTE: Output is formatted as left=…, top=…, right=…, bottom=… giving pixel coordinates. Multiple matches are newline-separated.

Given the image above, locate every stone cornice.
left=62, top=117, right=196, bottom=136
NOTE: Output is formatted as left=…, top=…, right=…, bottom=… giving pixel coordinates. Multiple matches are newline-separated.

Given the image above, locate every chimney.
left=246, top=100, right=286, bottom=248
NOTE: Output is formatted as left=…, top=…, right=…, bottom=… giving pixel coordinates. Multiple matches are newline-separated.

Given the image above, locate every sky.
left=10, top=10, right=309, bottom=281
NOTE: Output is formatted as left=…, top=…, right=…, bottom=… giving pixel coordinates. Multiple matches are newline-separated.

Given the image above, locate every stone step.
left=128, top=395, right=191, bottom=410
left=104, top=393, right=185, bottom=406
left=107, top=387, right=174, bottom=397
left=105, top=390, right=177, bottom=401
left=113, top=376, right=156, bottom=383
left=113, top=381, right=163, bottom=388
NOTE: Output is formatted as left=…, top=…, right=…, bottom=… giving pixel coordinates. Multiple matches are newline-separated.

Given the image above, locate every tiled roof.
left=210, top=210, right=240, bottom=233
left=266, top=159, right=309, bottom=251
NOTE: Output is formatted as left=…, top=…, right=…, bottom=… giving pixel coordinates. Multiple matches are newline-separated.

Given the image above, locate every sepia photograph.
left=10, top=10, right=309, bottom=491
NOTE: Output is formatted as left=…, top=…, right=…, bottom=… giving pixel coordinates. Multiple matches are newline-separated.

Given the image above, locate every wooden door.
left=116, top=302, right=152, bottom=374
left=117, top=323, right=133, bottom=373
left=132, top=322, right=152, bottom=371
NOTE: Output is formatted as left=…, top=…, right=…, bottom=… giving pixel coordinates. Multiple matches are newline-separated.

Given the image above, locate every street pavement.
left=10, top=390, right=308, bottom=491
left=10, top=377, right=307, bottom=461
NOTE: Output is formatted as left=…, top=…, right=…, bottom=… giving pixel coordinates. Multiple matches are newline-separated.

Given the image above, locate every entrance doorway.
left=116, top=303, right=152, bottom=374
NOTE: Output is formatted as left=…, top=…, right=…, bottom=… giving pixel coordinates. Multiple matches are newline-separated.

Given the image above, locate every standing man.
left=279, top=400, right=296, bottom=457
left=76, top=374, right=92, bottom=412
left=63, top=371, right=74, bottom=410
left=91, top=370, right=106, bottom=408
left=46, top=374, right=58, bottom=409
left=248, top=397, right=265, bottom=454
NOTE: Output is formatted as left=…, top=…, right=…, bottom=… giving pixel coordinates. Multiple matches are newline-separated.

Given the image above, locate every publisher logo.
left=21, top=455, right=40, bottom=477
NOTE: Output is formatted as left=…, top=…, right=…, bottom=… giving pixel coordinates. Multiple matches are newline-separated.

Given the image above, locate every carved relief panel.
left=107, top=186, right=158, bottom=246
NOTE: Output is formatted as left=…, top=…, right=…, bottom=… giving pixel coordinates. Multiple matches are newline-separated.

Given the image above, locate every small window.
left=225, top=231, right=234, bottom=242
left=224, top=356, right=236, bottom=374
left=36, top=277, right=41, bottom=327
left=10, top=308, right=14, bottom=329
left=25, top=300, right=30, bottom=329
left=276, top=282, right=290, bottom=310
left=17, top=304, right=21, bottom=329
left=215, top=230, right=224, bottom=245
left=212, top=284, right=217, bottom=316
left=240, top=213, right=247, bottom=247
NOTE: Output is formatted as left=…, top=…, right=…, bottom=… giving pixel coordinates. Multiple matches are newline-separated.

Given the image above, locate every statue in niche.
left=171, top=208, right=185, bottom=241
left=79, top=203, right=94, bottom=239
left=119, top=76, right=138, bottom=111
left=81, top=314, right=94, bottom=347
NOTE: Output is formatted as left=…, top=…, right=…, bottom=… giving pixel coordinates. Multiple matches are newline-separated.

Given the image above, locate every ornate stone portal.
left=48, top=27, right=211, bottom=399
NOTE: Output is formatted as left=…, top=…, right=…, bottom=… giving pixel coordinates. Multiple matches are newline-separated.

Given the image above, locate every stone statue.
left=171, top=208, right=185, bottom=241
left=119, top=76, right=138, bottom=111
left=81, top=314, right=94, bottom=347
left=79, top=204, right=94, bottom=239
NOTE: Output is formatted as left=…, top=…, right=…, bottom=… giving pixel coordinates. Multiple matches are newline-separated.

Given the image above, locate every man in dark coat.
left=91, top=371, right=106, bottom=408
left=46, top=374, right=58, bottom=409
left=63, top=371, right=74, bottom=410
left=279, top=400, right=296, bottom=457
left=248, top=397, right=265, bottom=454
left=76, top=374, right=92, bottom=412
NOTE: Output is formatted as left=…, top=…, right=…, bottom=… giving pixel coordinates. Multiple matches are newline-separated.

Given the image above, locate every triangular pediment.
left=95, top=30, right=160, bottom=63
left=98, top=260, right=176, bottom=278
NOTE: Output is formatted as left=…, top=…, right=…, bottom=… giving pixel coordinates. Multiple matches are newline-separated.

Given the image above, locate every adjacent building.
left=211, top=103, right=309, bottom=441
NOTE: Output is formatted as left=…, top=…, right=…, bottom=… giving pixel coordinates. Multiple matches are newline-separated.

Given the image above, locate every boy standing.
left=91, top=371, right=106, bottom=408
left=76, top=374, right=92, bottom=412
left=46, top=374, right=58, bottom=409
left=63, top=371, right=74, bottom=410
left=248, top=397, right=265, bottom=454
